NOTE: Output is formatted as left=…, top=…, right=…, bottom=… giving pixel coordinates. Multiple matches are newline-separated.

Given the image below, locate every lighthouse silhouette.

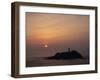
left=68, top=48, right=70, bottom=52
left=47, top=47, right=83, bottom=59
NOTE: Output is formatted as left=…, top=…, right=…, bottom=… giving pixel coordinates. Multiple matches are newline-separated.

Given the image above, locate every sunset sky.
left=26, top=12, right=89, bottom=58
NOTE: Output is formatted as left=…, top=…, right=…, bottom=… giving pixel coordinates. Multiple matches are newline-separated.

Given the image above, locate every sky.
left=26, top=12, right=89, bottom=58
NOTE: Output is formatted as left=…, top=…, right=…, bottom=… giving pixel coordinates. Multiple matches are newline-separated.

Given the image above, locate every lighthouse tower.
left=68, top=48, right=70, bottom=52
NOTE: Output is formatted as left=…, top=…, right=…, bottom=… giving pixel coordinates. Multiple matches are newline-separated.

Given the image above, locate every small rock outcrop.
left=47, top=48, right=83, bottom=60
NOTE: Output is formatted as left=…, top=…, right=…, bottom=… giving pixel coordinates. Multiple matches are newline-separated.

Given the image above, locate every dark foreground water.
left=26, top=57, right=89, bottom=67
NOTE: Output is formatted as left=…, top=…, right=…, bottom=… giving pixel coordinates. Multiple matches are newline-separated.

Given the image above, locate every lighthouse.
left=68, top=48, right=70, bottom=52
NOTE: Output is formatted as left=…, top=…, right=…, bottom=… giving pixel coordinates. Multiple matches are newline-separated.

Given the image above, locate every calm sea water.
left=26, top=57, right=89, bottom=67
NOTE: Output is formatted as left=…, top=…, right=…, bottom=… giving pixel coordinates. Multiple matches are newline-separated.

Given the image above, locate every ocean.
left=26, top=57, right=89, bottom=67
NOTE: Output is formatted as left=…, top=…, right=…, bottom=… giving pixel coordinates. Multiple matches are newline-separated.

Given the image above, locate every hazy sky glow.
left=26, top=12, right=89, bottom=58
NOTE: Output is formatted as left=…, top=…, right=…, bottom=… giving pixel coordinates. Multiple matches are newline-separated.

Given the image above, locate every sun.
left=44, top=44, right=48, bottom=48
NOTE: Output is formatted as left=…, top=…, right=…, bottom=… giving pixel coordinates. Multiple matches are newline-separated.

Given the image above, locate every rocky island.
left=47, top=48, right=83, bottom=60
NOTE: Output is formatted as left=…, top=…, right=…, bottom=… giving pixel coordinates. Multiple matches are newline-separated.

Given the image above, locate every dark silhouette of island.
left=46, top=48, right=83, bottom=60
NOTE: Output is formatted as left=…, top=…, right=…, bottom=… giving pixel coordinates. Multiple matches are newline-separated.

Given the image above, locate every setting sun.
left=26, top=12, right=89, bottom=58
left=44, top=44, right=48, bottom=48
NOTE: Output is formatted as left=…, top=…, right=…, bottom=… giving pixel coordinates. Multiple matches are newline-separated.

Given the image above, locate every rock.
left=47, top=48, right=83, bottom=60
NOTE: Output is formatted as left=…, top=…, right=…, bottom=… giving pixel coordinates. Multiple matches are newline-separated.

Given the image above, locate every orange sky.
left=26, top=12, right=89, bottom=57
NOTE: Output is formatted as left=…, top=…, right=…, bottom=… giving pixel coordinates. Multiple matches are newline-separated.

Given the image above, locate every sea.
left=26, top=57, right=89, bottom=67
